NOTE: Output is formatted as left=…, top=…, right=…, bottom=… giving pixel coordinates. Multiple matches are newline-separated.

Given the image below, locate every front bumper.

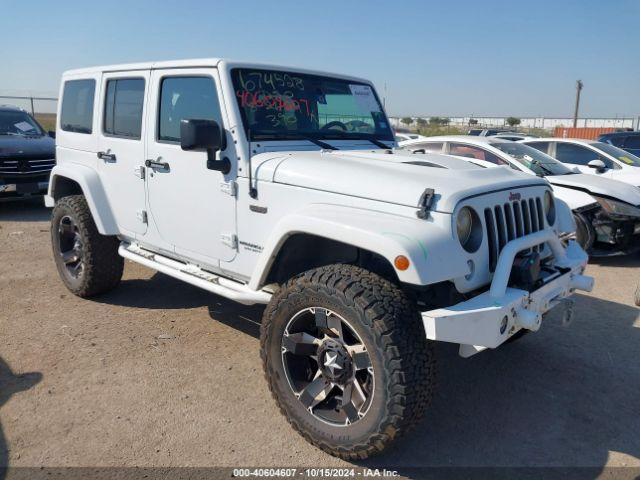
left=0, top=179, right=49, bottom=197
left=421, top=231, right=593, bottom=357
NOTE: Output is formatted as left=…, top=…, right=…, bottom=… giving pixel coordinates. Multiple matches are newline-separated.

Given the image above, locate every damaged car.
left=399, top=136, right=640, bottom=256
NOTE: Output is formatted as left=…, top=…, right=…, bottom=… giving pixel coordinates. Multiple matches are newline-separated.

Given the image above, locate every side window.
left=556, top=143, right=600, bottom=166
left=624, top=136, right=640, bottom=149
left=449, top=143, right=508, bottom=165
left=158, top=76, right=222, bottom=143
left=411, top=142, right=443, bottom=153
left=103, top=78, right=145, bottom=139
left=60, top=79, right=96, bottom=134
left=525, top=142, right=550, bottom=154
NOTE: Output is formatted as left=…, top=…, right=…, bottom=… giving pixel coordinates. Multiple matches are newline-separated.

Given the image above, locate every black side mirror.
left=180, top=119, right=230, bottom=174
left=48, top=130, right=56, bottom=139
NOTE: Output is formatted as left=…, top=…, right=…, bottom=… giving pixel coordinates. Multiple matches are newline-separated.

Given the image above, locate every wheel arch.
left=248, top=204, right=449, bottom=290
left=263, top=233, right=400, bottom=286
left=46, top=165, right=118, bottom=235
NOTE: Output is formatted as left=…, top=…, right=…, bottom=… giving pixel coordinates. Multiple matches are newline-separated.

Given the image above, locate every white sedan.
left=520, top=138, right=640, bottom=186
left=399, top=135, right=640, bottom=256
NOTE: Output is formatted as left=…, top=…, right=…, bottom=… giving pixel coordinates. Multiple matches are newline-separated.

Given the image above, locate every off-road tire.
left=51, top=195, right=123, bottom=297
left=260, top=264, right=435, bottom=460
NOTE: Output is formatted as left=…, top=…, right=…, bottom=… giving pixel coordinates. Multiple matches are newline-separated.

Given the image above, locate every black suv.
left=0, top=105, right=56, bottom=198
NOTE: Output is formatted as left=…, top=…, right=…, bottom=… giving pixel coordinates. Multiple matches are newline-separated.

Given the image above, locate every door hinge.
left=220, top=180, right=237, bottom=197
left=137, top=210, right=148, bottom=224
left=220, top=233, right=238, bottom=249
left=134, top=165, right=145, bottom=179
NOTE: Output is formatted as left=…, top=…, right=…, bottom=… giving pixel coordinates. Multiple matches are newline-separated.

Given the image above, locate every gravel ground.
left=1, top=197, right=639, bottom=474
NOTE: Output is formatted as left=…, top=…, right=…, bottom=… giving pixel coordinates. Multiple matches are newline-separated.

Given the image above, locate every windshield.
left=592, top=142, right=640, bottom=167
left=0, top=110, right=44, bottom=136
left=231, top=68, right=393, bottom=143
left=491, top=142, right=573, bottom=176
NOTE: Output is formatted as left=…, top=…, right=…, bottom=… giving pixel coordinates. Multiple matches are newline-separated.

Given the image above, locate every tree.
left=416, top=118, right=428, bottom=128
left=429, top=116, right=450, bottom=126
left=400, top=117, right=413, bottom=126
left=506, top=117, right=521, bottom=127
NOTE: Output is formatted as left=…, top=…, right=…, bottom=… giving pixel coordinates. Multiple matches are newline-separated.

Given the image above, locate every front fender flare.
left=46, top=164, right=118, bottom=235
left=248, top=204, right=457, bottom=290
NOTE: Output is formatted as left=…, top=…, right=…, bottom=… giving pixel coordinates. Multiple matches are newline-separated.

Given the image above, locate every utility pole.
left=573, top=80, right=583, bottom=128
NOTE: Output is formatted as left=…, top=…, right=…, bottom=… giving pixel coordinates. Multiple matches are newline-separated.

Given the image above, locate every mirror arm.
left=206, top=148, right=231, bottom=174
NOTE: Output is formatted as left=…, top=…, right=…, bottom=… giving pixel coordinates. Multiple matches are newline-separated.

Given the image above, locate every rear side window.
left=60, top=79, right=96, bottom=134
left=103, top=78, right=145, bottom=139
left=158, top=76, right=222, bottom=143
left=525, top=141, right=550, bottom=154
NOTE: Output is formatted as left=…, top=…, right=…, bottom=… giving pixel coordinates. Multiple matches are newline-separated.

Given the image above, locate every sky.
left=1, top=0, right=639, bottom=118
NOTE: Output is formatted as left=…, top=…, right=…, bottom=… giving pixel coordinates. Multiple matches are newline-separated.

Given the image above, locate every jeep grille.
left=484, top=196, right=546, bottom=272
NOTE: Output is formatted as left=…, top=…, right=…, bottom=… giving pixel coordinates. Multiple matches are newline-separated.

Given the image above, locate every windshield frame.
left=229, top=67, right=394, bottom=143
left=591, top=142, right=640, bottom=167
left=490, top=141, right=574, bottom=176
left=0, top=109, right=45, bottom=137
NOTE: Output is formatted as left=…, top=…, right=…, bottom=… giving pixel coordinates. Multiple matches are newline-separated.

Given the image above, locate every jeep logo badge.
left=509, top=192, right=521, bottom=201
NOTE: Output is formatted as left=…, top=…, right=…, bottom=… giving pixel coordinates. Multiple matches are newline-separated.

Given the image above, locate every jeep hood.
left=254, top=149, right=548, bottom=213
left=547, top=173, right=640, bottom=206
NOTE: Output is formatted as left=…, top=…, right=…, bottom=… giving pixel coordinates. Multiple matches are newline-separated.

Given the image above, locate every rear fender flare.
left=46, top=164, right=118, bottom=235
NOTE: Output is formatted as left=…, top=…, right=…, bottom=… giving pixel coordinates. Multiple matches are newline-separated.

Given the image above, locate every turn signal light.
left=394, top=255, right=410, bottom=271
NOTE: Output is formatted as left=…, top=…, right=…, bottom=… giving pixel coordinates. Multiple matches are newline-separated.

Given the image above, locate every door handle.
left=145, top=159, right=170, bottom=170
left=97, top=151, right=117, bottom=162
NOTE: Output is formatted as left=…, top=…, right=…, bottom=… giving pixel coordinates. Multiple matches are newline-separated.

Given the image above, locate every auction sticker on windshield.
left=14, top=121, right=34, bottom=132
left=349, top=84, right=381, bottom=113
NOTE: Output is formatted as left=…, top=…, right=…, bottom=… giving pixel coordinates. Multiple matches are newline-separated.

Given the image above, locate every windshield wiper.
left=304, top=136, right=338, bottom=150
left=526, top=158, right=554, bottom=176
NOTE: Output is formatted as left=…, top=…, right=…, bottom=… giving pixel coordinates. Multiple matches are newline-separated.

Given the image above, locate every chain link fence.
left=0, top=95, right=58, bottom=131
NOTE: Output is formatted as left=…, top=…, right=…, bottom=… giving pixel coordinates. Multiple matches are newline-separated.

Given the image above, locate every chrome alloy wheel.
left=281, top=307, right=375, bottom=426
left=57, top=215, right=84, bottom=278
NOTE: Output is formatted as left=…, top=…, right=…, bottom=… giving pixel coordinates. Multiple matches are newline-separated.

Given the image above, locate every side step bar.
left=118, top=243, right=272, bottom=305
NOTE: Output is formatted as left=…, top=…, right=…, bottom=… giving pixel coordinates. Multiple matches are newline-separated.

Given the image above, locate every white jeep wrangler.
left=47, top=59, right=593, bottom=459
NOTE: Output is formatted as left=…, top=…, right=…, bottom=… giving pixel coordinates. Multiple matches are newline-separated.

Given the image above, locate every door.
left=145, top=68, right=237, bottom=265
left=97, top=72, right=149, bottom=235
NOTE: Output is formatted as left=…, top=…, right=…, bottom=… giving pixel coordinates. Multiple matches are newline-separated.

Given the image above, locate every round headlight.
left=457, top=207, right=482, bottom=252
left=457, top=207, right=473, bottom=245
left=544, top=191, right=556, bottom=225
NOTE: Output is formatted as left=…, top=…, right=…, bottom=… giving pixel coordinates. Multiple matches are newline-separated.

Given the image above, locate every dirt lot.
left=1, top=198, right=639, bottom=473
